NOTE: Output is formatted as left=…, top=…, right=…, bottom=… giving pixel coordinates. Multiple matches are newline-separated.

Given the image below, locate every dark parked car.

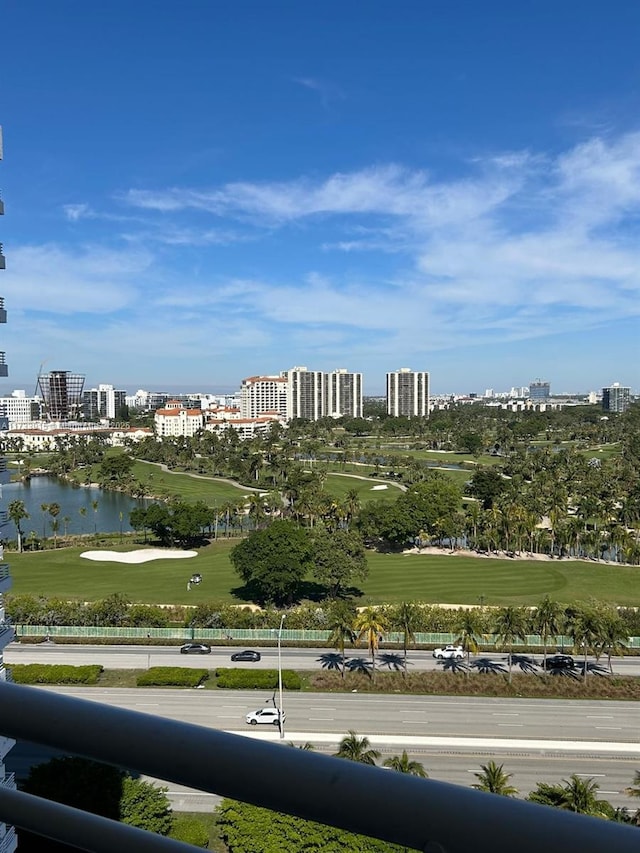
left=231, top=650, right=261, bottom=662
left=546, top=654, right=574, bottom=668
left=180, top=643, right=211, bottom=655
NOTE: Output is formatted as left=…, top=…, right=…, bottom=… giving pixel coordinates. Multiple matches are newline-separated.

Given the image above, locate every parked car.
left=432, top=645, right=464, bottom=660
left=231, top=650, right=261, bottom=662
left=245, top=707, right=285, bottom=726
left=546, top=654, right=574, bottom=669
left=180, top=643, right=211, bottom=655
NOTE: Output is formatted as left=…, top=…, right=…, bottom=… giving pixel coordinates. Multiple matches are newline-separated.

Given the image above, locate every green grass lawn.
left=131, top=461, right=257, bottom=503
left=8, top=541, right=640, bottom=607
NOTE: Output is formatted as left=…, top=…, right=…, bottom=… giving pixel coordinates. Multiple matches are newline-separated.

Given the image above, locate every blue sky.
left=1, top=1, right=640, bottom=396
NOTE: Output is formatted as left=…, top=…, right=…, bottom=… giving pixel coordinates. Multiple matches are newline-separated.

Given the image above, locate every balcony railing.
left=0, top=827, right=15, bottom=853
left=0, top=682, right=639, bottom=853
left=0, top=776, right=14, bottom=793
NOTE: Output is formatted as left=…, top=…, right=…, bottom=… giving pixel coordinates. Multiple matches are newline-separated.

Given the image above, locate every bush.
left=10, top=664, right=103, bottom=685
left=136, top=667, right=209, bottom=687
left=215, top=668, right=301, bottom=690
left=169, top=815, right=210, bottom=848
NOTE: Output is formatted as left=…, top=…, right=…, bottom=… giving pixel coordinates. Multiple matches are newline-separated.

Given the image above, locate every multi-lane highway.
left=5, top=642, right=639, bottom=674
left=5, top=643, right=640, bottom=813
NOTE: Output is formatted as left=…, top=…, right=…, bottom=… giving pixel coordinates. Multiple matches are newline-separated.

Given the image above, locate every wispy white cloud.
left=11, top=131, right=640, bottom=387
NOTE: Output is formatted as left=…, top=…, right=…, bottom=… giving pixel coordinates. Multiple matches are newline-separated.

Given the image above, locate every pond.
left=2, top=476, right=146, bottom=538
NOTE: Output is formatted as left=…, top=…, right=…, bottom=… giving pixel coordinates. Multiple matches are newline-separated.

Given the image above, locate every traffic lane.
left=36, top=687, right=640, bottom=743
left=6, top=643, right=639, bottom=674
left=146, top=749, right=639, bottom=812
left=11, top=741, right=635, bottom=813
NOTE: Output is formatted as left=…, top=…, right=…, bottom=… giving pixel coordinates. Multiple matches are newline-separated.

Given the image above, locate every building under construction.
left=37, top=370, right=85, bottom=420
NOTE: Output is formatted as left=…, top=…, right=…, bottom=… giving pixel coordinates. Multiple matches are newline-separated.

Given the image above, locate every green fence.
left=12, top=625, right=640, bottom=649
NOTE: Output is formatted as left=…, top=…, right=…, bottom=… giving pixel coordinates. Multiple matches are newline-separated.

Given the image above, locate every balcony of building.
left=0, top=244, right=4, bottom=271
left=0, top=566, right=11, bottom=595
left=0, top=297, right=5, bottom=324
left=0, top=624, right=13, bottom=649
left=0, top=681, right=639, bottom=853
left=0, top=355, right=7, bottom=378
left=0, top=827, right=15, bottom=853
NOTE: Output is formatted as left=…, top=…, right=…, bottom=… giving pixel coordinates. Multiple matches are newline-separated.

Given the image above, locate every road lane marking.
left=135, top=703, right=159, bottom=706
left=587, top=715, right=614, bottom=719
left=309, top=718, right=335, bottom=721
left=493, top=713, right=519, bottom=716
left=498, top=724, right=524, bottom=727
left=596, top=727, right=622, bottom=730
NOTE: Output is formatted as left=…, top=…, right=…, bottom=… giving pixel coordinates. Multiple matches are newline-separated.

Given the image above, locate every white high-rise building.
left=602, top=383, right=631, bottom=413
left=83, top=384, right=127, bottom=420
left=240, top=375, right=288, bottom=419
left=284, top=366, right=325, bottom=421
left=325, top=368, right=363, bottom=419
left=386, top=368, right=430, bottom=417
left=0, top=124, right=18, bottom=853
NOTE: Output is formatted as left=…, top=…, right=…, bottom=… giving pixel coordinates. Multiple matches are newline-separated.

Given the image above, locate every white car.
left=432, top=645, right=464, bottom=660
left=245, top=707, right=286, bottom=726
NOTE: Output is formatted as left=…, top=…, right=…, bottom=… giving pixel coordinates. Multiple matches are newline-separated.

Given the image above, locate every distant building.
left=0, top=390, right=42, bottom=425
left=602, top=383, right=631, bottom=413
left=83, top=384, right=127, bottom=420
left=386, top=368, right=430, bottom=417
left=325, top=368, right=363, bottom=419
left=154, top=400, right=204, bottom=437
left=37, top=370, right=85, bottom=420
left=529, top=379, right=550, bottom=402
left=240, top=375, right=288, bottom=419
left=284, top=366, right=325, bottom=421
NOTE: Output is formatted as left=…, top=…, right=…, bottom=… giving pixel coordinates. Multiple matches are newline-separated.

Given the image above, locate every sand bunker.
left=81, top=549, right=197, bottom=564
left=370, top=484, right=389, bottom=490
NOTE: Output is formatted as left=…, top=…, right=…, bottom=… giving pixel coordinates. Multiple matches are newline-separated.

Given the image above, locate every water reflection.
left=3, top=476, right=145, bottom=535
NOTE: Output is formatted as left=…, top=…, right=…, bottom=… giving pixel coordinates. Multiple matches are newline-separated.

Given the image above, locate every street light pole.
left=277, top=613, right=286, bottom=739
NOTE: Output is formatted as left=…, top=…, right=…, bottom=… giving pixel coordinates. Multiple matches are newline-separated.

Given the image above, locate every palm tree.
left=625, top=770, right=640, bottom=824
left=598, top=609, right=628, bottom=674
left=78, top=506, right=87, bottom=533
left=472, top=761, right=518, bottom=797
left=455, top=608, right=482, bottom=672
left=47, top=503, right=61, bottom=549
left=327, top=601, right=356, bottom=679
left=8, top=500, right=29, bottom=553
left=392, top=602, right=421, bottom=676
left=334, top=730, right=380, bottom=765
left=535, top=596, right=562, bottom=671
left=561, top=774, right=605, bottom=815
left=565, top=605, right=603, bottom=681
left=91, top=499, right=99, bottom=533
left=493, top=606, right=528, bottom=683
left=354, top=606, right=388, bottom=682
left=40, top=503, right=49, bottom=540
left=383, top=751, right=428, bottom=777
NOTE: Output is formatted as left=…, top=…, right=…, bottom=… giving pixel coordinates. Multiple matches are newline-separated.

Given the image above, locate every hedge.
left=10, top=664, right=103, bottom=685
left=215, top=668, right=302, bottom=690
left=169, top=816, right=210, bottom=848
left=136, top=667, right=209, bottom=687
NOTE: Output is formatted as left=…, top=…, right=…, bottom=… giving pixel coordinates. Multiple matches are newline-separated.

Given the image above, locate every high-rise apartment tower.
left=386, top=368, right=430, bottom=417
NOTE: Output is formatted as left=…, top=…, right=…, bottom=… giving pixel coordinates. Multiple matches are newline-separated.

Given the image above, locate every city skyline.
left=1, top=3, right=640, bottom=394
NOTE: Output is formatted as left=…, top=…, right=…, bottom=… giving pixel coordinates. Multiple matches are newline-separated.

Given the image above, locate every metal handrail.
left=0, top=682, right=638, bottom=853
left=0, top=787, right=199, bottom=852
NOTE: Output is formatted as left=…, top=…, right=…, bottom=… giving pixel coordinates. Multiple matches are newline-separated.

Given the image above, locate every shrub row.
left=215, top=668, right=301, bottom=690
left=310, top=671, right=640, bottom=699
left=10, top=664, right=103, bottom=685
left=136, top=667, right=209, bottom=687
